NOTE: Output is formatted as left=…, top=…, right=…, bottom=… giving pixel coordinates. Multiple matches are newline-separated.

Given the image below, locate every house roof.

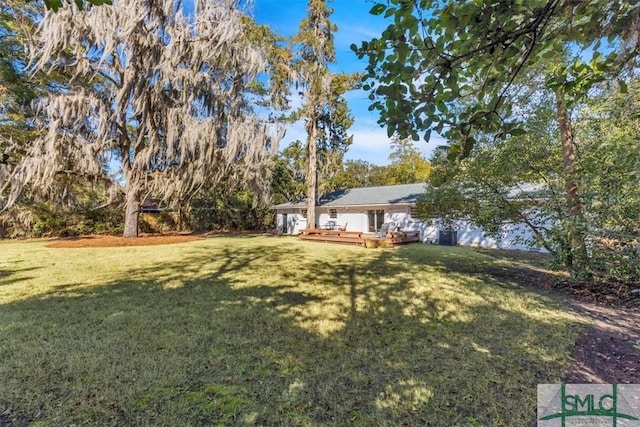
left=505, top=182, right=548, bottom=200
left=272, top=183, right=427, bottom=209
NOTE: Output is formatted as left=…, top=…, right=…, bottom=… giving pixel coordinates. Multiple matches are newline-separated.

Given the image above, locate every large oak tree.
left=4, top=0, right=284, bottom=237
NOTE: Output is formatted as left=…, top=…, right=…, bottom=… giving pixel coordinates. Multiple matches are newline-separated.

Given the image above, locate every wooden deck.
left=298, top=229, right=420, bottom=248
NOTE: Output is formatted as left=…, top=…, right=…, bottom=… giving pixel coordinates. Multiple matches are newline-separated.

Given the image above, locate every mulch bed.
left=562, top=302, right=640, bottom=383
left=494, top=262, right=640, bottom=384
left=44, top=230, right=264, bottom=248
left=45, top=234, right=203, bottom=248
left=515, top=267, right=640, bottom=383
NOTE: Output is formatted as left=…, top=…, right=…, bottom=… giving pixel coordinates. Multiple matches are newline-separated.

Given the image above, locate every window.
left=410, top=206, right=419, bottom=218
left=329, top=209, right=337, bottom=219
left=367, top=209, right=384, bottom=232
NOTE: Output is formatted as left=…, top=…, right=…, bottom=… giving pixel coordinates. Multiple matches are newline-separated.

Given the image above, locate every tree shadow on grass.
left=0, top=242, right=586, bottom=426
left=0, top=266, right=41, bottom=287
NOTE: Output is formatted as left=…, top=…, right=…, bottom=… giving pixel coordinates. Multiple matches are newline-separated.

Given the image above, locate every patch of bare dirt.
left=562, top=302, right=640, bottom=383
left=46, top=233, right=203, bottom=248
left=502, top=264, right=640, bottom=383
left=472, top=249, right=640, bottom=383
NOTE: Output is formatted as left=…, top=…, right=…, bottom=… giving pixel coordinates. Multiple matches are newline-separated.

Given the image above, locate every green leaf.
left=619, top=79, right=628, bottom=94
left=370, top=3, right=387, bottom=15
left=44, top=0, right=112, bottom=10
left=447, top=144, right=461, bottom=161
left=44, top=0, right=64, bottom=11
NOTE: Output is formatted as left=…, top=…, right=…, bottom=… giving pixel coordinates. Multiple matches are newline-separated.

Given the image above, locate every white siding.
left=276, top=209, right=307, bottom=235
left=455, top=220, right=548, bottom=252
left=415, top=223, right=439, bottom=244
left=276, top=213, right=285, bottom=233
left=312, top=205, right=428, bottom=236
left=386, top=208, right=412, bottom=229
left=275, top=202, right=548, bottom=252
left=340, top=212, right=367, bottom=232
left=317, top=207, right=368, bottom=232
left=317, top=211, right=331, bottom=228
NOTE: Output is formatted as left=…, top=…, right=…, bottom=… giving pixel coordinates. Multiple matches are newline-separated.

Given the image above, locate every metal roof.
left=272, top=183, right=427, bottom=209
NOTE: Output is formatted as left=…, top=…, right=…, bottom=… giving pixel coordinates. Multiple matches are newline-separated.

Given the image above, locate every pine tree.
left=292, top=0, right=356, bottom=227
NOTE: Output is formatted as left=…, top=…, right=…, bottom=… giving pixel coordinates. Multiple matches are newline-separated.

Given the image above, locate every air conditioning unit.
left=438, top=230, right=457, bottom=246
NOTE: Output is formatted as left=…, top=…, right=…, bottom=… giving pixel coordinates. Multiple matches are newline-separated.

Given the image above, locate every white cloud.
left=347, top=128, right=394, bottom=164
left=278, top=118, right=446, bottom=166
left=279, top=120, right=306, bottom=147
left=347, top=126, right=446, bottom=165
left=336, top=23, right=386, bottom=47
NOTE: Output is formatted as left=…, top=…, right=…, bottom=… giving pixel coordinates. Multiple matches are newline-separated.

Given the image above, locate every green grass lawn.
left=0, top=236, right=587, bottom=426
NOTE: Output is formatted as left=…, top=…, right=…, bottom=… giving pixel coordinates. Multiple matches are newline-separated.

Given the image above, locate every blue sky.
left=249, top=0, right=445, bottom=165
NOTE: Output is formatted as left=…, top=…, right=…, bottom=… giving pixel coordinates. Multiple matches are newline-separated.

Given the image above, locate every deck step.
left=298, top=228, right=419, bottom=247
left=300, top=235, right=363, bottom=244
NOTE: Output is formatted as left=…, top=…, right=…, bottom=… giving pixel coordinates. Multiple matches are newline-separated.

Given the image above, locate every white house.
left=272, top=182, right=547, bottom=252
left=272, top=183, right=427, bottom=235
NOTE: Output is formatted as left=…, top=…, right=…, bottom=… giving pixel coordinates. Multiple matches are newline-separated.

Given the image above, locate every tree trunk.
left=307, top=118, right=318, bottom=229
left=123, top=185, right=141, bottom=238
left=556, top=91, right=587, bottom=272
left=178, top=206, right=184, bottom=232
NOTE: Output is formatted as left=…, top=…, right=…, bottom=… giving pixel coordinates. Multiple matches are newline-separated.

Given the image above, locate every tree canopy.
left=355, top=0, right=639, bottom=276
left=3, top=0, right=286, bottom=237
left=355, top=0, right=639, bottom=156
left=0, top=0, right=96, bottom=235
left=44, top=0, right=112, bottom=12
left=417, top=77, right=640, bottom=283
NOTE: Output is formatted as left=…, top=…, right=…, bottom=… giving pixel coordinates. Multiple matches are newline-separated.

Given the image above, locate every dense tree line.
left=274, top=135, right=430, bottom=200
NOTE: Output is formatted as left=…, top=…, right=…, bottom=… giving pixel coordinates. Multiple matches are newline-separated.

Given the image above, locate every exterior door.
left=367, top=210, right=384, bottom=232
